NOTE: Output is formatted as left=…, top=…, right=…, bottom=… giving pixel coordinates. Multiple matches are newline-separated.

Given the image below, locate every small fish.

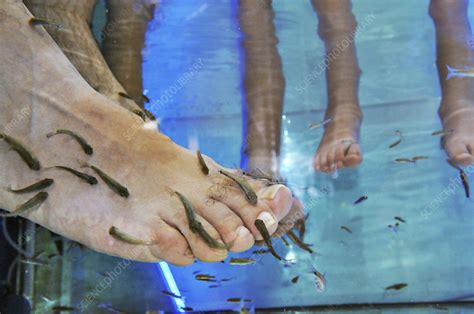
left=197, top=150, right=209, bottom=175
left=227, top=298, right=251, bottom=303
left=395, top=158, right=415, bottom=163
left=446, top=65, right=474, bottom=80
left=384, top=283, right=408, bottom=291
left=195, top=275, right=217, bottom=282
left=208, top=285, right=220, bottom=288
left=229, top=258, right=256, bottom=265
left=132, top=109, right=147, bottom=121
left=8, top=178, right=54, bottom=193
left=118, top=92, right=134, bottom=100
left=0, top=191, right=48, bottom=217
left=142, top=94, right=151, bottom=103
left=460, top=169, right=470, bottom=198
left=395, top=222, right=399, bottom=227
left=251, top=249, right=270, bottom=255
left=286, top=230, right=314, bottom=254
left=83, top=162, right=129, bottom=197
left=389, top=130, right=402, bottom=149
left=143, top=109, right=156, bottom=121
left=244, top=168, right=285, bottom=185
left=181, top=307, right=194, bottom=312
left=353, top=195, right=368, bottom=205
left=29, top=17, right=62, bottom=29
left=109, top=226, right=156, bottom=245
left=46, top=129, right=93, bottom=155
left=47, top=166, right=98, bottom=185
left=291, top=275, right=299, bottom=284
left=254, top=219, right=285, bottom=261
left=431, top=129, right=454, bottom=136
left=313, top=270, right=326, bottom=292
left=394, top=216, right=406, bottom=223
left=412, top=156, right=428, bottom=161
left=175, top=191, right=227, bottom=249
left=219, top=170, right=258, bottom=205
left=0, top=133, right=41, bottom=170
left=161, top=290, right=183, bottom=299
left=340, top=226, right=352, bottom=234
left=309, top=118, right=331, bottom=130
left=281, top=236, right=290, bottom=247
left=195, top=274, right=215, bottom=280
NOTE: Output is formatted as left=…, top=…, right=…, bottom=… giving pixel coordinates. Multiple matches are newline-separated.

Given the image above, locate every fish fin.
left=446, top=65, right=457, bottom=80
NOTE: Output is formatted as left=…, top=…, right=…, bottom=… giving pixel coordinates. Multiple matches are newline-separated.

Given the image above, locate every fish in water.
left=0, top=133, right=41, bottom=170
left=446, top=65, right=474, bottom=80
left=431, top=129, right=454, bottom=136
left=161, top=290, right=183, bottom=299
left=132, top=109, right=147, bottom=122
left=340, top=226, right=352, bottom=234
left=412, top=156, right=429, bottom=161
left=197, top=150, right=210, bottom=175
left=309, top=118, right=332, bottom=130
left=118, top=92, right=134, bottom=100
left=109, top=226, right=156, bottom=245
left=46, top=129, right=93, bottom=155
left=229, top=258, right=256, bottom=265
left=313, top=270, right=327, bottom=292
left=29, top=17, right=63, bottom=29
left=181, top=307, right=194, bottom=312
left=219, top=170, right=258, bottom=205
left=52, top=306, right=76, bottom=312
left=175, top=191, right=227, bottom=249
left=394, top=216, right=406, bottom=223
left=395, top=158, right=415, bottom=163
left=0, top=191, right=48, bottom=217
left=384, top=283, right=408, bottom=291
left=389, top=130, right=402, bottom=149
left=47, top=166, right=98, bottom=185
left=82, top=162, right=129, bottom=197
left=227, top=298, right=251, bottom=303
left=460, top=169, right=470, bottom=198
left=286, top=230, right=314, bottom=254
left=252, top=249, right=270, bottom=255
left=254, top=219, right=286, bottom=261
left=142, top=94, right=151, bottom=103
left=195, top=275, right=217, bottom=282
left=8, top=178, right=54, bottom=194
left=143, top=109, right=156, bottom=121
left=291, top=275, right=300, bottom=284
left=353, top=195, right=368, bottom=205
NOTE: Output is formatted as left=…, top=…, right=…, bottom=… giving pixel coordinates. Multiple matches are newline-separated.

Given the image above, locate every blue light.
left=157, top=261, right=186, bottom=312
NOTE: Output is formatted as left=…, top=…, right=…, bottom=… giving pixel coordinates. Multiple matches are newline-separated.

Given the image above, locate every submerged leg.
left=23, top=0, right=141, bottom=112
left=238, top=0, right=284, bottom=176
left=429, top=0, right=474, bottom=166
left=0, top=1, right=296, bottom=263
left=102, top=0, right=156, bottom=108
left=311, top=0, right=363, bottom=173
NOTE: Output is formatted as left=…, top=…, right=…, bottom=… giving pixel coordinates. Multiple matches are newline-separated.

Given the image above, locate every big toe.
left=343, top=143, right=363, bottom=168
left=445, top=139, right=474, bottom=167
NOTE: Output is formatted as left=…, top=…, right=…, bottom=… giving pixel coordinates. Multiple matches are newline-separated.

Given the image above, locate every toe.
left=327, top=146, right=338, bottom=171
left=213, top=186, right=278, bottom=240
left=313, top=151, right=321, bottom=171
left=445, top=139, right=474, bottom=167
left=255, top=184, right=293, bottom=221
left=194, top=200, right=254, bottom=252
left=318, top=149, right=329, bottom=172
left=334, top=144, right=346, bottom=169
left=149, top=220, right=195, bottom=266
left=343, top=143, right=362, bottom=168
left=161, top=209, right=228, bottom=262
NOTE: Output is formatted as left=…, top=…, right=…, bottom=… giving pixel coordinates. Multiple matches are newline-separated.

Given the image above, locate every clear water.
left=26, top=0, right=474, bottom=312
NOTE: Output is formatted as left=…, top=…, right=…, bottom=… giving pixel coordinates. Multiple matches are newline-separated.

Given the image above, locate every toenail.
left=257, top=184, right=285, bottom=200
left=236, top=226, right=251, bottom=239
left=257, top=211, right=277, bottom=230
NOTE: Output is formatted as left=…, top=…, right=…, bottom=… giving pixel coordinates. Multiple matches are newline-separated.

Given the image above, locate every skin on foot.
left=440, top=103, right=474, bottom=167
left=313, top=112, right=362, bottom=173
left=0, top=1, right=295, bottom=264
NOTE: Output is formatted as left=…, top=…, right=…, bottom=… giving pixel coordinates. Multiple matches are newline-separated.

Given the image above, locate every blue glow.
left=157, top=261, right=186, bottom=312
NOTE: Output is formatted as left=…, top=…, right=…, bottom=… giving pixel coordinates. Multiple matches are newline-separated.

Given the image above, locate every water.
left=12, top=0, right=474, bottom=312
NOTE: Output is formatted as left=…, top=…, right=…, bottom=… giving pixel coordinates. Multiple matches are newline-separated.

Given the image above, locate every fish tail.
left=446, top=65, right=458, bottom=80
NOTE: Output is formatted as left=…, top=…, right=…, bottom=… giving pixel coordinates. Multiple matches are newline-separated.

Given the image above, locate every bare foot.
left=313, top=110, right=362, bottom=173
left=0, top=1, right=295, bottom=264
left=440, top=101, right=474, bottom=166
left=23, top=0, right=142, bottom=112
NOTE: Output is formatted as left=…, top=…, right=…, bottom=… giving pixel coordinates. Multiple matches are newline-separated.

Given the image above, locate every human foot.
left=23, top=0, right=142, bottom=112
left=313, top=109, right=362, bottom=172
left=0, top=1, right=294, bottom=264
left=439, top=101, right=474, bottom=166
